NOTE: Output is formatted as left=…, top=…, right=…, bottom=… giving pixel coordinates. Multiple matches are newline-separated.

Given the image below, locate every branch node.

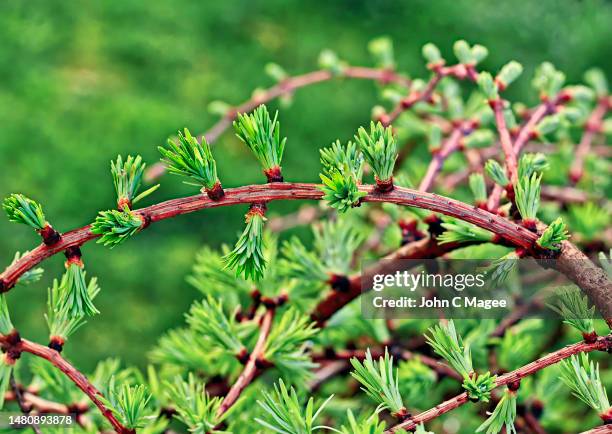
left=264, top=166, right=284, bottom=183
left=64, top=246, right=82, bottom=262
left=328, top=274, right=351, bottom=293
left=38, top=224, right=61, bottom=246
left=138, top=212, right=152, bottom=229
left=424, top=214, right=444, bottom=237
left=236, top=348, right=250, bottom=365
left=392, top=407, right=411, bottom=422
left=254, top=357, right=273, bottom=370
left=205, top=181, right=225, bottom=201
left=117, top=197, right=132, bottom=211
left=3, top=329, right=22, bottom=362
left=48, top=336, right=64, bottom=353
left=260, top=296, right=278, bottom=309
left=374, top=176, right=394, bottom=192
left=507, top=379, right=521, bottom=391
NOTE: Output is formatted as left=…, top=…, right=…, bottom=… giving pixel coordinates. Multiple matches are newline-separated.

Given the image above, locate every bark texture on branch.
left=0, top=336, right=129, bottom=433
left=310, top=237, right=459, bottom=325
left=388, top=335, right=612, bottom=432
left=216, top=308, right=274, bottom=418
left=2, top=182, right=610, bottom=324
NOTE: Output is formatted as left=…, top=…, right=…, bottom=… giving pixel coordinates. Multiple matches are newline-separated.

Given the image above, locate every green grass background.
left=0, top=0, right=610, bottom=369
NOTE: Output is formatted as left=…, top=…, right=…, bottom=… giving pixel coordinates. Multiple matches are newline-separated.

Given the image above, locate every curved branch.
left=387, top=335, right=612, bottom=432
left=144, top=66, right=410, bottom=181
left=2, top=182, right=610, bottom=323
left=0, top=183, right=536, bottom=290
left=0, top=336, right=129, bottom=433
left=201, top=67, right=409, bottom=144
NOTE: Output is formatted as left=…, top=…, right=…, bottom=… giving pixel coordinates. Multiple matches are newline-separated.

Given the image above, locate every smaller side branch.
left=491, top=100, right=518, bottom=184
left=513, top=93, right=569, bottom=154
left=383, top=64, right=477, bottom=127
left=570, top=97, right=610, bottom=184
left=202, top=67, right=409, bottom=144
left=216, top=308, right=275, bottom=418
left=4, top=390, right=76, bottom=414
left=9, top=373, right=42, bottom=434
left=0, top=336, right=130, bottom=434
left=387, top=336, right=611, bottom=432
left=418, top=126, right=466, bottom=192
left=310, top=237, right=462, bottom=326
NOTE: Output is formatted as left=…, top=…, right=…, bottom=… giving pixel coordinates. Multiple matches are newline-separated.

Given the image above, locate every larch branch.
left=0, top=335, right=130, bottom=434
left=387, top=335, right=612, bottom=432
left=216, top=308, right=275, bottom=418
left=2, top=183, right=610, bottom=324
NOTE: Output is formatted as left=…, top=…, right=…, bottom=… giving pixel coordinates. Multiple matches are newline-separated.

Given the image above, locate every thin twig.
left=570, top=96, right=610, bottom=184
left=387, top=335, right=611, bottom=432
left=216, top=308, right=275, bottom=418
left=491, top=99, right=518, bottom=183
left=0, top=336, right=130, bottom=434
left=383, top=63, right=478, bottom=127
left=145, top=66, right=410, bottom=181
left=487, top=93, right=570, bottom=211
left=9, top=373, right=42, bottom=434
left=418, top=121, right=475, bottom=192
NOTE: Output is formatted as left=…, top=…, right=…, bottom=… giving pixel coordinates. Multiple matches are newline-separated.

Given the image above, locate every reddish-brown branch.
left=144, top=67, right=410, bottom=181
left=388, top=335, right=611, bottom=432
left=0, top=336, right=130, bottom=434
left=513, top=93, right=569, bottom=155
left=418, top=124, right=473, bottom=192
left=310, top=237, right=461, bottom=325
left=4, top=390, right=78, bottom=414
left=314, top=348, right=463, bottom=382
left=2, top=182, right=610, bottom=323
left=490, top=299, right=543, bottom=338
left=540, top=185, right=601, bottom=204
left=521, top=408, right=547, bottom=434
left=9, top=374, right=43, bottom=434
left=204, top=68, right=409, bottom=144
left=382, top=63, right=477, bottom=127
left=0, top=183, right=536, bottom=290
left=491, top=99, right=518, bottom=184
left=216, top=308, right=275, bottom=418
left=570, top=97, right=610, bottom=184
left=580, top=425, right=612, bottom=434
left=487, top=93, right=570, bottom=211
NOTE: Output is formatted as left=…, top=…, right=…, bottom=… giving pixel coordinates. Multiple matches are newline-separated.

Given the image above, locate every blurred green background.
left=1, top=0, right=610, bottom=370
